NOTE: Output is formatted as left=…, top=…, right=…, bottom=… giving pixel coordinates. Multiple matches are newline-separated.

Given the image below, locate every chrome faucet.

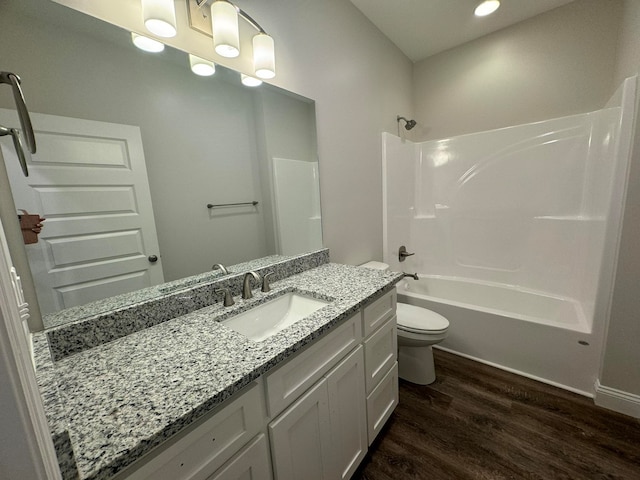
left=242, top=271, right=261, bottom=299
left=403, top=272, right=419, bottom=280
left=212, top=263, right=229, bottom=275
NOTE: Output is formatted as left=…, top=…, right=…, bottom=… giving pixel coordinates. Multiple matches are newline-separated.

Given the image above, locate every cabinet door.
left=207, top=434, right=272, bottom=480
left=269, top=379, right=334, bottom=480
left=326, top=346, right=367, bottom=480
left=265, top=313, right=361, bottom=417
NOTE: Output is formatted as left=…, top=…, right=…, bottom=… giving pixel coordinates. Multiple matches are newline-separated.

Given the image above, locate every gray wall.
left=242, top=0, right=414, bottom=265
left=600, top=0, right=640, bottom=399
left=412, top=0, right=622, bottom=140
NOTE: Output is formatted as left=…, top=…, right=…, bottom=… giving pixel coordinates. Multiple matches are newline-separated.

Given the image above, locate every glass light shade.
left=211, top=1, right=240, bottom=58
left=131, top=33, right=165, bottom=53
left=189, top=54, right=216, bottom=76
left=474, top=0, right=500, bottom=17
left=241, top=74, right=262, bottom=87
left=141, top=0, right=177, bottom=38
left=253, top=33, right=275, bottom=79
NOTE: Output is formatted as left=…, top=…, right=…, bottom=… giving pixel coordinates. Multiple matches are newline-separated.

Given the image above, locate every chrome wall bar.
left=207, top=201, right=259, bottom=209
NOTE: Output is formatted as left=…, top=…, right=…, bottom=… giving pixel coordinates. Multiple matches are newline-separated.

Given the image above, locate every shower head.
left=397, top=115, right=417, bottom=131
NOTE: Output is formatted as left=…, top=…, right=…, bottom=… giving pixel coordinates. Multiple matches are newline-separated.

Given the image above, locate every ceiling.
left=350, top=0, right=576, bottom=62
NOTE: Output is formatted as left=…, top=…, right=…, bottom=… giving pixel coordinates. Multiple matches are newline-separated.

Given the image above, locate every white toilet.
left=361, top=262, right=450, bottom=385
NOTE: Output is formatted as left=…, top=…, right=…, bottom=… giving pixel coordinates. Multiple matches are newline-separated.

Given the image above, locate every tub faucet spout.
left=403, top=272, right=419, bottom=280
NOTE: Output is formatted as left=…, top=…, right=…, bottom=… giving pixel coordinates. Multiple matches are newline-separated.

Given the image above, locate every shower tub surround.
left=383, top=77, right=637, bottom=395
left=34, top=255, right=402, bottom=480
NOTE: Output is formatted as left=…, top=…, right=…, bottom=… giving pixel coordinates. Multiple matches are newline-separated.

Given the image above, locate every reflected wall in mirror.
left=0, top=0, right=322, bottom=318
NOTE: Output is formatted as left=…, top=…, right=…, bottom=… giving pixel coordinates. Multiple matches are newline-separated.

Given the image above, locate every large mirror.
left=0, top=0, right=323, bottom=322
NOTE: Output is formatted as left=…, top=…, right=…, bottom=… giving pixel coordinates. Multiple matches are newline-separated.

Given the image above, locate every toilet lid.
left=396, top=303, right=449, bottom=334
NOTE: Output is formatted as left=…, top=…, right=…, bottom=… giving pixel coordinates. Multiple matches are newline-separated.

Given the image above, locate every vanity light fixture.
left=131, top=33, right=165, bottom=53
left=199, top=0, right=276, bottom=79
left=189, top=54, right=216, bottom=76
left=210, top=0, right=240, bottom=57
left=252, top=32, right=275, bottom=79
left=141, top=0, right=178, bottom=37
left=474, top=0, right=501, bottom=17
left=241, top=74, right=262, bottom=87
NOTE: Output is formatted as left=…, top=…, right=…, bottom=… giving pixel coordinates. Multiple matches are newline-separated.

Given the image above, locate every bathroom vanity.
left=33, top=250, right=402, bottom=480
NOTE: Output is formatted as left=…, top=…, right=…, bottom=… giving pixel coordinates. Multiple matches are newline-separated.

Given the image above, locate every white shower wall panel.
left=384, top=108, right=620, bottom=317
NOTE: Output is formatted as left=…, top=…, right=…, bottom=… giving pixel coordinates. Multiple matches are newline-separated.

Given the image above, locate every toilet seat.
left=396, top=303, right=449, bottom=335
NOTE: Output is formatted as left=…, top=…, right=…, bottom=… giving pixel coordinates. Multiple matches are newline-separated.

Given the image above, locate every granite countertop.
left=35, top=263, right=402, bottom=480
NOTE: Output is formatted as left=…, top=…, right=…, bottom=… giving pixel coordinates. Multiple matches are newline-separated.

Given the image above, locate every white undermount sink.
left=222, top=292, right=330, bottom=342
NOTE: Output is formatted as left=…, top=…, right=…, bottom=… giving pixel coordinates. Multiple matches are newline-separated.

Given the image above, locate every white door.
left=0, top=109, right=164, bottom=315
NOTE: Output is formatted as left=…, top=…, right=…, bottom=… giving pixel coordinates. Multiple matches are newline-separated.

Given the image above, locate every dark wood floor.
left=354, top=349, right=640, bottom=480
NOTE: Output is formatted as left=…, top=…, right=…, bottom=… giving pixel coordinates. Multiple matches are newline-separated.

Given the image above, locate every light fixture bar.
left=194, top=0, right=276, bottom=79
left=195, top=0, right=268, bottom=35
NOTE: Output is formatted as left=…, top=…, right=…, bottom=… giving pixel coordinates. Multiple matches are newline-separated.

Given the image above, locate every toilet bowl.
left=396, top=302, right=449, bottom=385
left=360, top=261, right=450, bottom=385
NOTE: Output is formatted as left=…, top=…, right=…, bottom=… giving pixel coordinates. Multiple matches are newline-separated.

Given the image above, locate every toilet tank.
left=359, top=261, right=389, bottom=271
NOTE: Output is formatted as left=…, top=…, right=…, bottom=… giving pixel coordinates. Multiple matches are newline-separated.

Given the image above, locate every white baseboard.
left=434, top=346, right=593, bottom=398
left=594, top=380, right=640, bottom=419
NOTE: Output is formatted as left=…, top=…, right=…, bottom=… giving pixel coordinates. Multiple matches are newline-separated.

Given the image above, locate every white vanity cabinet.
left=121, top=289, right=398, bottom=480
left=268, top=346, right=367, bottom=480
left=267, top=289, right=398, bottom=480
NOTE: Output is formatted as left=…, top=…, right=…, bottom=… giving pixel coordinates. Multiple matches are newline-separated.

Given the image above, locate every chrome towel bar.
left=207, top=201, right=259, bottom=209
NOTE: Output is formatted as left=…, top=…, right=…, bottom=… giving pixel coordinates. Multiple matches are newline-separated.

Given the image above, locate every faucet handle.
left=215, top=288, right=235, bottom=307
left=262, top=271, right=275, bottom=292
left=398, top=245, right=415, bottom=262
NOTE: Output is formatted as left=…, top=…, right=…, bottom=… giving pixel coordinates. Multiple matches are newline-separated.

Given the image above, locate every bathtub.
left=396, top=275, right=600, bottom=396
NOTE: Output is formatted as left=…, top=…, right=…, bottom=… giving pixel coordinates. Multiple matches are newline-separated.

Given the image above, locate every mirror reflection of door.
left=0, top=108, right=164, bottom=315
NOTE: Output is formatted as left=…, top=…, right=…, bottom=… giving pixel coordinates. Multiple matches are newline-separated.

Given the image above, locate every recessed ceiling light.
left=474, top=0, right=501, bottom=17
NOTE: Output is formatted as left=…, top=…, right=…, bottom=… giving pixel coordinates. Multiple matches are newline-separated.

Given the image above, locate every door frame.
left=0, top=215, right=61, bottom=479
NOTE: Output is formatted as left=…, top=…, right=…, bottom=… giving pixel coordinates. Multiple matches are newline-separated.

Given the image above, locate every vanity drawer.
left=265, top=313, right=362, bottom=417
left=362, top=289, right=396, bottom=337
left=207, top=433, right=272, bottom=480
left=366, top=362, right=398, bottom=445
left=125, top=382, right=265, bottom=480
left=364, top=316, right=397, bottom=394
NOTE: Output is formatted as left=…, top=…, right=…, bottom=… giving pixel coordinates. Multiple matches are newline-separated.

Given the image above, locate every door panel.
left=0, top=109, right=164, bottom=314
